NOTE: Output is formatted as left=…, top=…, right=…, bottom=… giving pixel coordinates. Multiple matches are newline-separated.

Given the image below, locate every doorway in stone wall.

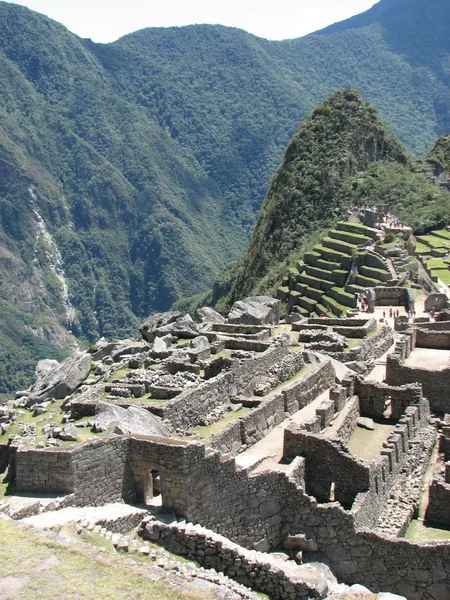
left=136, top=469, right=163, bottom=507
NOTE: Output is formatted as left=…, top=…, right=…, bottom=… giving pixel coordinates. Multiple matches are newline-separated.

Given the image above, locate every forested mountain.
left=1, top=0, right=450, bottom=391
left=227, top=90, right=450, bottom=304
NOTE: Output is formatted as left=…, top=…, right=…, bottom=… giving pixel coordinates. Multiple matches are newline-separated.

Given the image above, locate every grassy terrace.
left=415, top=230, right=450, bottom=284
left=347, top=421, right=396, bottom=461
left=0, top=400, right=107, bottom=449
left=405, top=520, right=450, bottom=542
left=191, top=406, right=251, bottom=441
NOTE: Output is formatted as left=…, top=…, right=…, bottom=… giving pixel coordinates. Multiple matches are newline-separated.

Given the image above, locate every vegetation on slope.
left=1, top=0, right=450, bottom=388
left=0, top=519, right=212, bottom=600
left=228, top=89, right=411, bottom=302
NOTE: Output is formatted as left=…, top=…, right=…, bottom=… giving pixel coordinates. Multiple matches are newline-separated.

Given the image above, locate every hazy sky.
left=9, top=1, right=377, bottom=43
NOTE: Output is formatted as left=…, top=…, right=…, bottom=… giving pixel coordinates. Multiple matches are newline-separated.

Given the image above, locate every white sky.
left=8, top=1, right=377, bottom=43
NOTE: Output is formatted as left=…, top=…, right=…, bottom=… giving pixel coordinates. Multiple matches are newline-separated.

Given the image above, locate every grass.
left=0, top=520, right=212, bottom=600
left=192, top=407, right=251, bottom=440
left=109, top=367, right=133, bottom=382
left=0, top=398, right=108, bottom=449
left=432, top=230, right=450, bottom=240
left=405, top=519, right=450, bottom=542
left=348, top=422, right=396, bottom=461
left=416, top=235, right=450, bottom=249
left=432, top=269, right=450, bottom=285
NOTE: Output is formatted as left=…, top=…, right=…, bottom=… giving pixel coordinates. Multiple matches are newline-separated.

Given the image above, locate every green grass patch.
left=416, top=235, right=449, bottom=249
left=431, top=230, right=450, bottom=240
left=0, top=520, right=210, bottom=600
left=110, top=367, right=133, bottom=382
left=192, top=407, right=251, bottom=440
left=405, top=519, right=450, bottom=542
left=432, top=269, right=450, bottom=285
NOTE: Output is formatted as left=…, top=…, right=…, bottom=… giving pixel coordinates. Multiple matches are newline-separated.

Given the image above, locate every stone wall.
left=15, top=447, right=75, bottom=494
left=352, top=401, right=431, bottom=532
left=283, top=428, right=370, bottom=507
left=355, top=378, right=423, bottom=421
left=325, top=325, right=394, bottom=363
left=416, top=328, right=450, bottom=349
left=11, top=426, right=450, bottom=599
left=209, top=360, right=335, bottom=456
left=0, top=443, right=9, bottom=474
left=161, top=345, right=289, bottom=431
left=327, top=395, right=360, bottom=443
left=427, top=459, right=450, bottom=526
left=373, top=287, right=414, bottom=310
left=386, top=354, right=450, bottom=413
left=142, top=517, right=328, bottom=600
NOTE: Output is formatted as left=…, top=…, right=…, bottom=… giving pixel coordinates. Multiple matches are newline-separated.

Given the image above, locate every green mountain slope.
left=1, top=0, right=450, bottom=390
left=228, top=90, right=450, bottom=304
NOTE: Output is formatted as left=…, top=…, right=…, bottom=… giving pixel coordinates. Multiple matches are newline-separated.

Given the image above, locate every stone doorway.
left=135, top=469, right=163, bottom=506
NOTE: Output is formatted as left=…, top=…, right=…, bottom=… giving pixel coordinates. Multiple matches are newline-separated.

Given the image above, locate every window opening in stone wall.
left=383, top=395, right=392, bottom=420
left=329, top=481, right=336, bottom=502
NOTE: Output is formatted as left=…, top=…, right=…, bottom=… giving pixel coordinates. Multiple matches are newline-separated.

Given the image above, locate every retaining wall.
left=142, top=517, right=327, bottom=600
left=209, top=360, right=335, bottom=455
left=11, top=425, right=450, bottom=599
left=386, top=354, right=450, bottom=413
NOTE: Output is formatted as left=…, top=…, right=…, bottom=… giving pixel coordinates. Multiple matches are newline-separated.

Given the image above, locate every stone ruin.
left=2, top=294, right=450, bottom=599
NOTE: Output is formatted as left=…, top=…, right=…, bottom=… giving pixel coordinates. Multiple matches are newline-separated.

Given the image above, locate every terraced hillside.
left=277, top=222, right=392, bottom=317
left=415, top=230, right=450, bottom=285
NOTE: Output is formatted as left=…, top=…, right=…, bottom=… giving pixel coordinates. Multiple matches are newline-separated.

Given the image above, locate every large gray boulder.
left=27, top=352, right=92, bottom=405
left=197, top=306, right=226, bottom=324
left=94, top=402, right=169, bottom=438
left=228, top=296, right=280, bottom=326
left=141, top=311, right=199, bottom=342
left=425, top=292, right=449, bottom=313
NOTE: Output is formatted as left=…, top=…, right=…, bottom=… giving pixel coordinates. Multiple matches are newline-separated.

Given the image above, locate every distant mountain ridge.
left=1, top=0, right=450, bottom=391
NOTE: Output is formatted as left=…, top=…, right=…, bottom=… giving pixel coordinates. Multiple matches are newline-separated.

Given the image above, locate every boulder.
left=140, top=312, right=199, bottom=342
left=228, top=296, right=280, bottom=326
left=91, top=341, right=122, bottom=362
left=27, top=352, right=92, bottom=404
left=140, top=311, right=183, bottom=342
left=34, top=360, right=60, bottom=388
left=425, top=292, right=449, bottom=313
left=58, top=424, right=78, bottom=442
left=111, top=342, right=149, bottom=362
left=151, top=337, right=169, bottom=359
left=94, top=402, right=169, bottom=438
left=344, top=361, right=369, bottom=375
left=197, top=307, right=226, bottom=324
left=357, top=417, right=375, bottom=430
left=281, top=523, right=318, bottom=552
left=190, top=336, right=210, bottom=350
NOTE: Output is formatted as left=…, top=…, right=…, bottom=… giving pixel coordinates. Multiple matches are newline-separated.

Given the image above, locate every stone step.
left=315, top=244, right=352, bottom=269
left=328, top=228, right=372, bottom=247
left=298, top=273, right=334, bottom=292
left=322, top=236, right=357, bottom=256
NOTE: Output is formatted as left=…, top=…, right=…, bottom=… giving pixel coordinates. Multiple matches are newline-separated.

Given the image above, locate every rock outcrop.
left=228, top=297, right=280, bottom=326
left=94, top=402, right=169, bottom=437
left=27, top=352, right=92, bottom=404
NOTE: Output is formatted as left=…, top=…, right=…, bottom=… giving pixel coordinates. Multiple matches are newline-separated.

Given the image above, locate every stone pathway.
left=20, top=502, right=147, bottom=530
